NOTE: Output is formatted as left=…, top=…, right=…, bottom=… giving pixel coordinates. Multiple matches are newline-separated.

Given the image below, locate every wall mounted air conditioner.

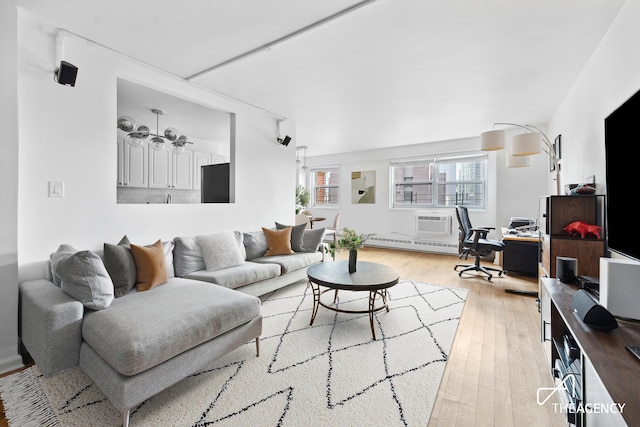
left=415, top=213, right=452, bottom=235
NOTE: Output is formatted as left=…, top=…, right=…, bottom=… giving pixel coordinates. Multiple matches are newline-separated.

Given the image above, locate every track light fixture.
left=278, top=135, right=292, bottom=146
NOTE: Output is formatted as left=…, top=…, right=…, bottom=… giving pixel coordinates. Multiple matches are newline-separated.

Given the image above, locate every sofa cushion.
left=262, top=227, right=294, bottom=256
left=103, top=235, right=137, bottom=298
left=81, top=278, right=261, bottom=376
left=184, top=261, right=281, bottom=289
left=275, top=222, right=307, bottom=252
left=173, top=236, right=206, bottom=276
left=51, top=244, right=114, bottom=310
left=196, top=231, right=245, bottom=271
left=130, top=240, right=168, bottom=291
left=302, top=227, right=326, bottom=253
left=243, top=230, right=268, bottom=260
left=250, top=251, right=323, bottom=274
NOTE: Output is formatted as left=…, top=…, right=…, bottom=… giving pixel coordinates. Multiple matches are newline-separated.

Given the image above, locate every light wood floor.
left=1, top=247, right=564, bottom=427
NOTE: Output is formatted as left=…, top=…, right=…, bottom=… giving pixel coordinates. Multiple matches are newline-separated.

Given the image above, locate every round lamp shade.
left=480, top=129, right=505, bottom=151
left=117, top=116, right=136, bottom=132
left=149, top=136, right=165, bottom=151
left=506, top=153, right=532, bottom=168
left=511, top=132, right=542, bottom=156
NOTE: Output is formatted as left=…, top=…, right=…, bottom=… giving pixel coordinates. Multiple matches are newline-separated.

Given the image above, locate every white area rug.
left=1, top=279, right=467, bottom=426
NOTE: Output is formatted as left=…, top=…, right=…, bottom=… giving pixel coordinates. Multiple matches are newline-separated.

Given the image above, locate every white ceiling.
left=14, top=0, right=626, bottom=156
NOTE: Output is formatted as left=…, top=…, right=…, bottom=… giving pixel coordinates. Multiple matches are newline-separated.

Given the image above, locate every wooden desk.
left=501, top=229, right=539, bottom=276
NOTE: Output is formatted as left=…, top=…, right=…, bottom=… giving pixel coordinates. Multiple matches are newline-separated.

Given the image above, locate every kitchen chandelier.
left=117, top=108, right=193, bottom=154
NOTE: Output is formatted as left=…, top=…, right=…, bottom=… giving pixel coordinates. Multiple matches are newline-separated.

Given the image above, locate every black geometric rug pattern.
left=1, top=279, right=467, bottom=427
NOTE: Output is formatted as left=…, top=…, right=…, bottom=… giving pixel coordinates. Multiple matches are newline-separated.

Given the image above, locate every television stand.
left=540, top=277, right=640, bottom=426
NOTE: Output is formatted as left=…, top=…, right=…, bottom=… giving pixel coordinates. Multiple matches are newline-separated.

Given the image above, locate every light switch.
left=48, top=181, right=65, bottom=198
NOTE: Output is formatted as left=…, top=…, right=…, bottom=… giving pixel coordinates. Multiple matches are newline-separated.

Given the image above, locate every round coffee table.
left=307, top=261, right=400, bottom=340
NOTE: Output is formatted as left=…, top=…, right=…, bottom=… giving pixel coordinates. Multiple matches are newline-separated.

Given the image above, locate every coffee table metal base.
left=308, top=281, right=389, bottom=340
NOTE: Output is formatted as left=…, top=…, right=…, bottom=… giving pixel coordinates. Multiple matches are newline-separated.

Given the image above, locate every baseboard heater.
left=368, top=235, right=458, bottom=254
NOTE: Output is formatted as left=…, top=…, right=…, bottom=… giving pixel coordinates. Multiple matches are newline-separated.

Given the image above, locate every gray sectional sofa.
left=19, top=225, right=325, bottom=427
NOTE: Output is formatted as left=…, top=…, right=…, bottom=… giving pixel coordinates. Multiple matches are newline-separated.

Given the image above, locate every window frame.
left=389, top=153, right=487, bottom=210
left=309, top=165, right=341, bottom=208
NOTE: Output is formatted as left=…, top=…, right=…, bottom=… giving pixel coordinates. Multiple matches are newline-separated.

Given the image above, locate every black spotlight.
left=278, top=135, right=292, bottom=147
left=54, top=61, right=78, bottom=87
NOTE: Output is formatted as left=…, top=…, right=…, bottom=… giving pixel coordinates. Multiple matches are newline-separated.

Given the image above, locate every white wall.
left=16, top=10, right=297, bottom=268
left=549, top=0, right=640, bottom=263
left=305, top=135, right=548, bottom=249
left=0, top=0, right=22, bottom=373
left=0, top=8, right=298, bottom=373
left=549, top=0, right=640, bottom=194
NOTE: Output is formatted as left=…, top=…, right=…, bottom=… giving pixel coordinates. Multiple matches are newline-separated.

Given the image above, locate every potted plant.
left=295, top=185, right=310, bottom=214
left=325, top=227, right=371, bottom=272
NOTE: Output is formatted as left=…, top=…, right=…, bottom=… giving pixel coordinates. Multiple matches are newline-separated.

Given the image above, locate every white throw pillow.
left=196, top=231, right=245, bottom=271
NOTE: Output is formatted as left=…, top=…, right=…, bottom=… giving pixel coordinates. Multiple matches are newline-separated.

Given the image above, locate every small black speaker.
left=571, top=290, right=618, bottom=330
left=54, top=61, right=78, bottom=87
left=278, top=135, right=291, bottom=147
left=557, top=256, right=577, bottom=284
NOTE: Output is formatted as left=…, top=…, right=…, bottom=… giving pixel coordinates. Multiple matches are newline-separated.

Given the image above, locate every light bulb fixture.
left=480, top=122, right=560, bottom=194
left=117, top=108, right=194, bottom=153
left=297, top=145, right=309, bottom=171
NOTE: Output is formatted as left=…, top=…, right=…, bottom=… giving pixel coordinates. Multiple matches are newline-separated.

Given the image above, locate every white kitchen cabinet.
left=117, top=138, right=148, bottom=188
left=193, top=151, right=212, bottom=190
left=172, top=149, right=194, bottom=190
left=148, top=147, right=173, bottom=189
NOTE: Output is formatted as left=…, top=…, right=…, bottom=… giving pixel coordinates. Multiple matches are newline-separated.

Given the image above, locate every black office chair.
left=454, top=205, right=505, bottom=281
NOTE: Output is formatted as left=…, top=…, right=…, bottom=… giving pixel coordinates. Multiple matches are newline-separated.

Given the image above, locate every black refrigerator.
left=201, top=163, right=230, bottom=203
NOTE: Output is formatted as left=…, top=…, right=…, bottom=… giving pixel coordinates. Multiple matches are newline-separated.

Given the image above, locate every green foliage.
left=295, top=185, right=310, bottom=214
left=325, top=227, right=371, bottom=258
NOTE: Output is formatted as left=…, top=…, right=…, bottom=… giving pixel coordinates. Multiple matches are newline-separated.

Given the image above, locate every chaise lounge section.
left=19, top=225, right=325, bottom=426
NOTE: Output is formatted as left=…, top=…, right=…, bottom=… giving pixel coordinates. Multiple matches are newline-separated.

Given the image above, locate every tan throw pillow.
left=262, top=227, right=294, bottom=256
left=130, top=239, right=168, bottom=291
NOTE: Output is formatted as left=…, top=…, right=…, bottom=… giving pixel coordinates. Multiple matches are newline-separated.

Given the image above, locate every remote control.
left=626, top=345, right=640, bottom=362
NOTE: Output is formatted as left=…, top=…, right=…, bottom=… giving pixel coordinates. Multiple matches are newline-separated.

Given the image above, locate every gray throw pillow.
left=52, top=244, right=114, bottom=310
left=302, top=227, right=326, bottom=253
left=275, top=222, right=307, bottom=252
left=103, top=235, right=137, bottom=297
left=196, top=231, right=245, bottom=271
left=243, top=230, right=268, bottom=260
left=173, top=236, right=206, bottom=276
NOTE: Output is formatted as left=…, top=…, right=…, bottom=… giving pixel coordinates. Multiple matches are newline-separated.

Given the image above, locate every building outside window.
left=390, top=154, right=487, bottom=209
left=310, top=167, right=340, bottom=207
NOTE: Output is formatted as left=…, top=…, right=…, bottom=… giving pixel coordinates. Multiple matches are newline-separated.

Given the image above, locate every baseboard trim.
left=0, top=355, right=24, bottom=376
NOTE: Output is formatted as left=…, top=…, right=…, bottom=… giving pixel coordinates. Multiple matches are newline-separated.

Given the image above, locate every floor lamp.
left=480, top=123, right=561, bottom=298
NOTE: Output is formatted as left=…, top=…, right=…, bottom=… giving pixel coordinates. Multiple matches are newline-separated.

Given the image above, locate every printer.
left=508, top=217, right=537, bottom=231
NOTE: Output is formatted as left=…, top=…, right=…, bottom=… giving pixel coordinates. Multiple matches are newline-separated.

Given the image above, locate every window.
left=310, top=167, right=340, bottom=207
left=390, top=154, right=487, bottom=209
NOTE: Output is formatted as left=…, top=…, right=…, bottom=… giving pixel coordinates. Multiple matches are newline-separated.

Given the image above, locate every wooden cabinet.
left=539, top=195, right=605, bottom=278
left=117, top=138, right=148, bottom=188
left=540, top=278, right=635, bottom=426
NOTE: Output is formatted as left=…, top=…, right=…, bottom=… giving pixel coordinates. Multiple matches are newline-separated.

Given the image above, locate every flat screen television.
left=604, top=88, right=640, bottom=261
